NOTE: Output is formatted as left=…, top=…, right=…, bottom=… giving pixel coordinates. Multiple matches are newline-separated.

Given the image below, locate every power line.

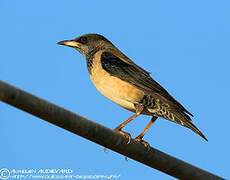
left=0, top=80, right=224, bottom=180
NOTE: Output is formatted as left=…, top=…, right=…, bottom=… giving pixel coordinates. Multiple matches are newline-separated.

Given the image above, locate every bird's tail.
left=169, top=111, right=208, bottom=141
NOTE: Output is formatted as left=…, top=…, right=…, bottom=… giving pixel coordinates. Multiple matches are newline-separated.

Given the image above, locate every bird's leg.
left=104, top=106, right=144, bottom=154
left=134, top=116, right=157, bottom=149
left=114, top=105, right=144, bottom=144
left=114, top=113, right=138, bottom=142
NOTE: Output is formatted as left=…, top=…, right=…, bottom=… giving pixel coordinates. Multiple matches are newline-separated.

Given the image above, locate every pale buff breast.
left=89, top=51, right=145, bottom=112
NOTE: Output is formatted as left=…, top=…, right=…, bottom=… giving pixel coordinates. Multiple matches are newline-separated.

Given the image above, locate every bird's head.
left=57, top=34, right=114, bottom=57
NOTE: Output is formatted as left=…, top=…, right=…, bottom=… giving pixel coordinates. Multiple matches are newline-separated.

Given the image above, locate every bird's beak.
left=57, top=40, right=80, bottom=48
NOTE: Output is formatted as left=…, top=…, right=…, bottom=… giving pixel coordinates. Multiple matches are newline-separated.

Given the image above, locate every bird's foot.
left=114, top=128, right=132, bottom=161
left=114, top=129, right=132, bottom=144
left=104, top=129, right=131, bottom=155
left=134, top=137, right=151, bottom=151
left=104, top=147, right=107, bottom=152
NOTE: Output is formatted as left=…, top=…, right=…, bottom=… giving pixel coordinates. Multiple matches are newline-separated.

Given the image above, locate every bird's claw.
left=114, top=129, right=132, bottom=144
left=134, top=137, right=151, bottom=151
left=104, top=147, right=107, bottom=152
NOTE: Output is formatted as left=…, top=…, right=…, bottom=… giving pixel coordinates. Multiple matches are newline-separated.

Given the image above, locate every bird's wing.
left=100, top=51, right=193, bottom=117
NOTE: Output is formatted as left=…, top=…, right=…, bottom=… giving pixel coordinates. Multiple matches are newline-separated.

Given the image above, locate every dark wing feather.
left=101, top=51, right=193, bottom=117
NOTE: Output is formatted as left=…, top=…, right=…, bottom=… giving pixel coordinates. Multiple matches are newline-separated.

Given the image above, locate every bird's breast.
left=89, top=51, right=144, bottom=112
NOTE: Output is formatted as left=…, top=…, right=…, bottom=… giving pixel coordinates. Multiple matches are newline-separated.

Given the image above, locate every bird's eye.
left=79, top=37, right=88, bottom=44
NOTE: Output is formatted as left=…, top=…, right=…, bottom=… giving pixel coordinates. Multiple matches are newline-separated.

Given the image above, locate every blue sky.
left=0, top=0, right=229, bottom=179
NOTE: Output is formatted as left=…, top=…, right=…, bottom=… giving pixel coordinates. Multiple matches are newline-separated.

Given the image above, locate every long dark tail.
left=170, top=111, right=208, bottom=141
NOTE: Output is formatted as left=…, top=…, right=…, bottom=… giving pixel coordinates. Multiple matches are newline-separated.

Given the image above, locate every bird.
left=57, top=33, right=208, bottom=147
